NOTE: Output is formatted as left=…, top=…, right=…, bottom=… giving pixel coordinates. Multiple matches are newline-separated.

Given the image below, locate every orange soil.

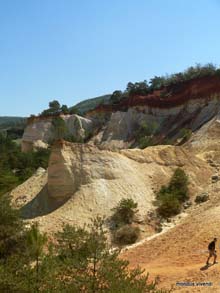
left=122, top=199, right=220, bottom=292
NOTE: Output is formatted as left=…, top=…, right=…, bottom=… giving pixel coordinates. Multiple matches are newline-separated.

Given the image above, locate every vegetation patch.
left=113, top=224, right=140, bottom=245
left=111, top=198, right=138, bottom=228
left=0, top=198, right=169, bottom=292
left=133, top=121, right=159, bottom=149
left=0, top=134, right=50, bottom=196
left=156, top=168, right=189, bottom=218
left=40, top=100, right=70, bottom=116
left=110, top=198, right=141, bottom=246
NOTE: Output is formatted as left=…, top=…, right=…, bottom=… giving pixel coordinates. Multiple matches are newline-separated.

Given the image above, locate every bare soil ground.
left=122, top=178, right=220, bottom=292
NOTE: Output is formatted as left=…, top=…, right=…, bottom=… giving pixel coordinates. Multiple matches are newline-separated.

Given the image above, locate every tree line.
left=109, top=63, right=220, bottom=104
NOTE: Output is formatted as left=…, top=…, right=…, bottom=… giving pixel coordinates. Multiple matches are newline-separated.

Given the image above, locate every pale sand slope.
left=10, top=143, right=212, bottom=236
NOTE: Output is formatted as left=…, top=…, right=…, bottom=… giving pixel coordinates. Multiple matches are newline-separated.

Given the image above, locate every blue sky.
left=1, top=0, right=220, bottom=116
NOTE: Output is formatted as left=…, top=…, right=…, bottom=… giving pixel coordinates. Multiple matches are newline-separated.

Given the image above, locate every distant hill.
left=0, top=117, right=27, bottom=139
left=0, top=116, right=26, bottom=128
left=70, top=94, right=111, bottom=114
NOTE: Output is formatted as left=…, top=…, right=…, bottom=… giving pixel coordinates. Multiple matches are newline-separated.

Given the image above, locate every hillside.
left=0, top=116, right=27, bottom=139
left=11, top=122, right=220, bottom=291
left=9, top=66, right=220, bottom=291
left=70, top=94, right=111, bottom=114
left=122, top=185, right=220, bottom=292
left=22, top=74, right=220, bottom=152
left=121, top=120, right=220, bottom=291
left=0, top=116, right=26, bottom=129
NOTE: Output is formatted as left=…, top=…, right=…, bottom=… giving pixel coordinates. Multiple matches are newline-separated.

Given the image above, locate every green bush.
left=156, top=168, right=189, bottom=218
left=111, top=198, right=138, bottom=227
left=126, top=81, right=149, bottom=95
left=169, top=168, right=189, bottom=202
left=138, top=136, right=154, bottom=149
left=134, top=121, right=159, bottom=149
left=110, top=90, right=123, bottom=104
left=113, top=225, right=140, bottom=245
left=179, top=128, right=192, bottom=143
left=157, top=194, right=181, bottom=218
left=40, top=100, right=70, bottom=116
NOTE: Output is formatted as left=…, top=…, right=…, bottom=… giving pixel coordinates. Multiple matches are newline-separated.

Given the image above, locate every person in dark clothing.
left=206, top=238, right=217, bottom=265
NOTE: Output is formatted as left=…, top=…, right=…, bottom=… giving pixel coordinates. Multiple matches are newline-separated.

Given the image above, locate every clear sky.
left=1, top=0, right=220, bottom=116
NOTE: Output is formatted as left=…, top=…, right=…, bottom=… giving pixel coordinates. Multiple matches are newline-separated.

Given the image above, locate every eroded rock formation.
left=22, top=114, right=93, bottom=152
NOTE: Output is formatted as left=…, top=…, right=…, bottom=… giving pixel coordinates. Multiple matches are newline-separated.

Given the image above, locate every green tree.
left=0, top=195, right=24, bottom=260
left=49, top=100, right=61, bottom=112
left=0, top=170, right=20, bottom=196
left=26, top=223, right=47, bottom=292
left=134, top=122, right=158, bottom=149
left=157, top=194, right=181, bottom=218
left=111, top=198, right=138, bottom=227
left=61, top=104, right=69, bottom=114
left=126, top=81, right=149, bottom=95
left=156, top=168, right=189, bottom=218
left=179, top=128, right=192, bottom=143
left=41, top=100, right=62, bottom=116
left=54, top=217, right=168, bottom=292
left=168, top=168, right=189, bottom=202
left=110, top=90, right=123, bottom=104
left=149, top=76, right=166, bottom=90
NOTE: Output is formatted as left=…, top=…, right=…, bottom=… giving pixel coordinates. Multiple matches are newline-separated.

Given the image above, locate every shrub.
left=126, top=81, right=149, bottom=95
left=157, top=194, right=181, bottom=218
left=138, top=137, right=154, bottom=149
left=111, top=198, right=138, bottom=227
left=134, top=121, right=159, bottom=149
left=136, top=122, right=158, bottom=139
left=40, top=100, right=70, bottom=116
left=110, top=90, right=123, bottom=104
left=195, top=193, right=209, bottom=204
left=179, top=128, right=192, bottom=143
left=156, top=168, right=189, bottom=218
left=169, top=168, right=189, bottom=202
left=149, top=76, right=167, bottom=91
left=113, top=225, right=140, bottom=245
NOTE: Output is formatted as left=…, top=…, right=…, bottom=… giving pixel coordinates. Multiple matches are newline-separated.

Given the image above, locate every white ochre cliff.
left=21, top=114, right=93, bottom=152
left=96, top=96, right=220, bottom=149
left=22, top=95, right=220, bottom=152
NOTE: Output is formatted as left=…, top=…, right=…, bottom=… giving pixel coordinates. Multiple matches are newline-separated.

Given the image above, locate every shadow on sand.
left=200, top=264, right=214, bottom=271
left=21, top=184, right=70, bottom=219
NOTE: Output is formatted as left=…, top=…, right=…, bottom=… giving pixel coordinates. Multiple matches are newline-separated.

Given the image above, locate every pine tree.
left=26, top=223, right=47, bottom=292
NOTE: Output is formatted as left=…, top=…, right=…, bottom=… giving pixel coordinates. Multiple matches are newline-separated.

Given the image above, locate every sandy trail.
left=122, top=193, right=220, bottom=292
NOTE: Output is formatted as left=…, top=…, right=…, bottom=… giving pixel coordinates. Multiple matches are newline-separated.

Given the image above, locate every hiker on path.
left=206, top=238, right=217, bottom=265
